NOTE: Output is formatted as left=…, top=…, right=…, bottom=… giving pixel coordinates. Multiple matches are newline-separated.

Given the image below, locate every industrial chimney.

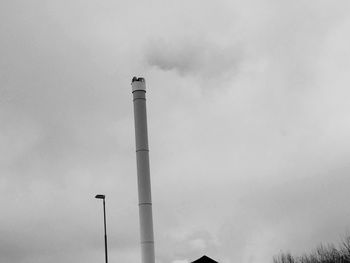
left=131, top=77, right=156, bottom=263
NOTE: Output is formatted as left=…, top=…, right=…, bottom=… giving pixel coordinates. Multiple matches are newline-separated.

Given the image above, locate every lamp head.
left=95, top=194, right=105, bottom=199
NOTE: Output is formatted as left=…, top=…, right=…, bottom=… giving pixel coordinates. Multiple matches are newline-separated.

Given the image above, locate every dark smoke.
left=145, top=38, right=242, bottom=77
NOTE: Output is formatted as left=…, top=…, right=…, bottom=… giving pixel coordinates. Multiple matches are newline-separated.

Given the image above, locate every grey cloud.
left=156, top=229, right=220, bottom=263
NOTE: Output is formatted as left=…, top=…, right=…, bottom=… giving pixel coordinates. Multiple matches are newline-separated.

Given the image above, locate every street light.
left=95, top=194, right=108, bottom=263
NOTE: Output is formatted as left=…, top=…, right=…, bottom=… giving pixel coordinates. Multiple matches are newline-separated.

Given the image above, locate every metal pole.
left=131, top=77, right=155, bottom=263
left=103, top=199, right=108, bottom=263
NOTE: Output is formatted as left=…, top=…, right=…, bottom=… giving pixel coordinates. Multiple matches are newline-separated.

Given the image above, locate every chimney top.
left=132, top=76, right=145, bottom=83
left=131, top=76, right=146, bottom=92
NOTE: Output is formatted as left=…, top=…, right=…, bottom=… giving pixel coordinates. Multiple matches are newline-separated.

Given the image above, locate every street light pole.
left=95, top=194, right=108, bottom=263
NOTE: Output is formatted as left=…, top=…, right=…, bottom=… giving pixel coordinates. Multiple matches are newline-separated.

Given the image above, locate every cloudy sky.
left=1, top=1, right=350, bottom=263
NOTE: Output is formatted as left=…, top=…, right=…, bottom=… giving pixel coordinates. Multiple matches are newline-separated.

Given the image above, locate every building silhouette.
left=191, top=255, right=218, bottom=263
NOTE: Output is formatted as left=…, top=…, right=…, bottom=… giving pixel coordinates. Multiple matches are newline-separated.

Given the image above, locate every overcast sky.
left=1, top=1, right=350, bottom=263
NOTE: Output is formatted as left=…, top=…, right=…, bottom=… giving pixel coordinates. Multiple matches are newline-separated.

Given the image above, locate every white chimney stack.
left=131, top=77, right=155, bottom=263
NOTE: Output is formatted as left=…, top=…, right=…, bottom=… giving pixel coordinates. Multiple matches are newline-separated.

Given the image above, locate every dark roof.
left=191, top=255, right=218, bottom=263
